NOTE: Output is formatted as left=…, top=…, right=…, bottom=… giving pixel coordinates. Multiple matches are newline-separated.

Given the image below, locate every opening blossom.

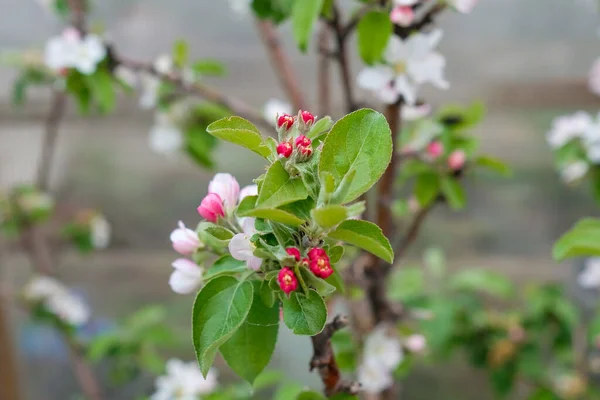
left=207, top=173, right=240, bottom=216
left=169, top=258, right=204, bottom=294
left=198, top=193, right=225, bottom=223
left=357, top=29, right=448, bottom=105
left=23, top=276, right=90, bottom=326
left=151, top=359, right=217, bottom=400
left=44, top=28, right=106, bottom=75
left=170, top=221, right=203, bottom=255
left=229, top=217, right=262, bottom=270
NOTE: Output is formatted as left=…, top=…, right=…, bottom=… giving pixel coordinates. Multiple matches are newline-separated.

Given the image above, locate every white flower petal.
left=358, top=361, right=393, bottom=394
left=357, top=66, right=394, bottom=92
left=394, top=75, right=417, bottom=105
left=229, top=233, right=255, bottom=261
left=239, top=184, right=258, bottom=201
left=263, top=99, right=292, bottom=127
left=208, top=173, right=240, bottom=214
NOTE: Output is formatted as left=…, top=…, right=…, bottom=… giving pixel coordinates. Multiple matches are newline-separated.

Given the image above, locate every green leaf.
left=415, top=172, right=440, bottom=207
left=191, top=59, right=227, bottom=76
left=86, top=69, right=116, bottom=113
left=308, top=116, right=334, bottom=140
left=192, top=276, right=254, bottom=376
left=450, top=269, right=515, bottom=299
left=328, top=220, right=394, bottom=263
left=204, top=256, right=247, bottom=281
left=257, top=161, right=309, bottom=209
left=259, top=279, right=276, bottom=308
left=440, top=176, right=466, bottom=210
left=299, top=266, right=337, bottom=297
left=319, top=109, right=392, bottom=204
left=280, top=289, right=327, bottom=335
left=311, top=205, right=348, bottom=230
left=185, top=124, right=217, bottom=168
left=237, top=195, right=305, bottom=226
left=253, top=370, right=284, bottom=391
left=220, top=281, right=279, bottom=384
left=297, top=391, right=327, bottom=400
left=357, top=11, right=392, bottom=65
left=274, top=383, right=304, bottom=400
left=206, top=117, right=270, bottom=158
left=475, top=155, right=512, bottom=177
left=292, top=0, right=324, bottom=51
left=328, top=245, right=344, bottom=264
left=197, top=222, right=234, bottom=249
left=553, top=218, right=600, bottom=260
left=172, top=39, right=189, bottom=68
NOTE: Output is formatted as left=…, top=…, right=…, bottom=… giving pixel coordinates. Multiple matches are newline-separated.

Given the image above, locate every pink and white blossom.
left=151, top=359, right=217, bottom=400
left=170, top=221, right=203, bottom=255
left=390, top=6, right=414, bottom=27
left=404, top=334, right=427, bottom=353
left=169, top=259, right=203, bottom=294
left=357, top=29, right=448, bottom=105
left=229, top=218, right=262, bottom=270
left=208, top=173, right=240, bottom=215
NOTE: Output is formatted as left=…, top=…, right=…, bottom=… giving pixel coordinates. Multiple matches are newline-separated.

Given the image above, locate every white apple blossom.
left=149, top=113, right=184, bottom=155
left=263, top=98, right=293, bottom=127
left=357, top=29, right=448, bottom=105
left=169, top=259, right=204, bottom=294
left=578, top=258, right=600, bottom=289
left=44, top=28, right=106, bottom=75
left=358, top=361, right=394, bottom=394
left=208, top=173, right=241, bottom=215
left=239, top=184, right=258, bottom=201
left=90, top=214, right=111, bottom=249
left=561, top=161, right=589, bottom=184
left=151, top=359, right=217, bottom=400
left=402, top=103, right=431, bottom=121
left=114, top=65, right=138, bottom=88
left=138, top=55, right=174, bottom=109
left=363, top=324, right=403, bottom=370
left=229, top=218, right=262, bottom=271
left=448, top=0, right=479, bottom=14
left=228, top=0, right=252, bottom=15
left=23, top=276, right=90, bottom=326
left=546, top=112, right=593, bottom=149
left=170, top=221, right=203, bottom=256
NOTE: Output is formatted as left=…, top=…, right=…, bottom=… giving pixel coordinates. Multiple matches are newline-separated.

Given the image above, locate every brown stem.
left=37, top=91, right=66, bottom=191
left=67, top=339, right=103, bottom=400
left=255, top=20, right=307, bottom=111
left=390, top=204, right=434, bottom=265
left=310, top=315, right=360, bottom=396
left=378, top=103, right=402, bottom=239
left=114, top=55, right=272, bottom=129
left=67, top=0, right=86, bottom=31
left=317, top=23, right=332, bottom=117
left=331, top=5, right=356, bottom=113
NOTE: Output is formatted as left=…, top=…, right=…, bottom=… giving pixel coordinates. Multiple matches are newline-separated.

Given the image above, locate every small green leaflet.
left=328, top=220, right=394, bottom=263
left=553, top=218, right=600, bottom=260
left=237, top=195, right=305, bottom=226
left=257, top=161, right=309, bottom=209
left=206, top=117, right=271, bottom=158
left=280, top=289, right=327, bottom=335
left=292, top=0, right=324, bottom=51
left=357, top=11, right=392, bottom=65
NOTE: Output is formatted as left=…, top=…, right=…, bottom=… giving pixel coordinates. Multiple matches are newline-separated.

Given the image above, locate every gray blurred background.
left=2, top=0, right=600, bottom=398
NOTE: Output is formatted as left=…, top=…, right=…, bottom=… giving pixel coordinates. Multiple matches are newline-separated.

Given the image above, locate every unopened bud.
left=300, top=110, right=315, bottom=125
left=285, top=247, right=301, bottom=261
left=277, top=114, right=295, bottom=130
left=295, top=135, right=311, bottom=148
left=277, top=141, right=293, bottom=158
left=426, top=141, right=444, bottom=159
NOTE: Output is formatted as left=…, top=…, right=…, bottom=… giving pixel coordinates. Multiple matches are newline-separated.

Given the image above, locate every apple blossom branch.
left=255, top=20, right=307, bottom=110
left=310, top=315, right=361, bottom=396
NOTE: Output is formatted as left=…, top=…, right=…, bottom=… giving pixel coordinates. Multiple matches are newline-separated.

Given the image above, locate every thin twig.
left=317, top=23, right=332, bottom=117
left=255, top=20, right=307, bottom=111
left=378, top=103, right=402, bottom=239
left=114, top=54, right=272, bottom=129
left=390, top=204, right=434, bottom=266
left=37, top=91, right=66, bottom=191
left=310, top=315, right=360, bottom=396
left=331, top=4, right=357, bottom=113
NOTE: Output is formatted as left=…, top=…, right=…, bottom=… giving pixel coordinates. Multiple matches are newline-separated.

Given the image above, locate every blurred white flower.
left=561, top=161, right=589, bottom=184
left=363, top=324, right=403, bottom=370
left=357, top=29, right=448, bottom=105
left=263, top=98, right=293, bottom=127
left=90, top=214, right=111, bottom=249
left=229, top=218, right=262, bottom=271
left=404, top=334, right=427, bottom=353
left=23, top=276, right=90, bottom=326
left=358, top=361, right=394, bottom=394
left=169, top=259, right=204, bottom=294
left=228, top=0, right=252, bottom=15
left=448, top=0, right=479, bottom=13
left=546, top=112, right=593, bottom=149
left=402, top=103, right=431, bottom=121
left=138, top=55, right=173, bottom=109
left=44, top=28, right=106, bottom=75
left=154, top=54, right=173, bottom=75
left=149, top=113, right=184, bottom=155
left=114, top=65, right=138, bottom=87
left=578, top=258, right=600, bottom=289
left=151, top=359, right=217, bottom=400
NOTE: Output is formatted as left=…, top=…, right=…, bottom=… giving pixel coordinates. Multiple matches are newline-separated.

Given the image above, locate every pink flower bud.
left=277, top=114, right=295, bottom=130
left=310, top=256, right=333, bottom=279
left=197, top=193, right=225, bottom=223
left=390, top=6, right=415, bottom=27
left=448, top=150, right=466, bottom=171
left=308, top=247, right=327, bottom=260
left=277, top=141, right=293, bottom=158
left=405, top=334, right=427, bottom=353
left=300, top=110, right=315, bottom=125
left=170, top=221, right=202, bottom=255
left=295, top=135, right=311, bottom=148
left=278, top=267, right=298, bottom=295
left=426, top=141, right=444, bottom=159
left=286, top=247, right=301, bottom=261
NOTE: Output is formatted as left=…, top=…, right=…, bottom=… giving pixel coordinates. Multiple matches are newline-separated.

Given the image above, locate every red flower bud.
left=278, top=267, right=298, bottom=295
left=277, top=114, right=295, bottom=130
left=295, top=135, right=311, bottom=148
left=309, top=256, right=333, bottom=279
left=300, top=110, right=315, bottom=125
left=308, top=247, right=327, bottom=260
left=276, top=141, right=293, bottom=158
left=286, top=247, right=301, bottom=261
left=426, top=141, right=444, bottom=159
left=298, top=145, right=312, bottom=158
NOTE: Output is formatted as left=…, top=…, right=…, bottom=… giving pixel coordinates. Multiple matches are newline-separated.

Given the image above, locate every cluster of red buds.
left=277, top=247, right=333, bottom=295
left=275, top=111, right=316, bottom=162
